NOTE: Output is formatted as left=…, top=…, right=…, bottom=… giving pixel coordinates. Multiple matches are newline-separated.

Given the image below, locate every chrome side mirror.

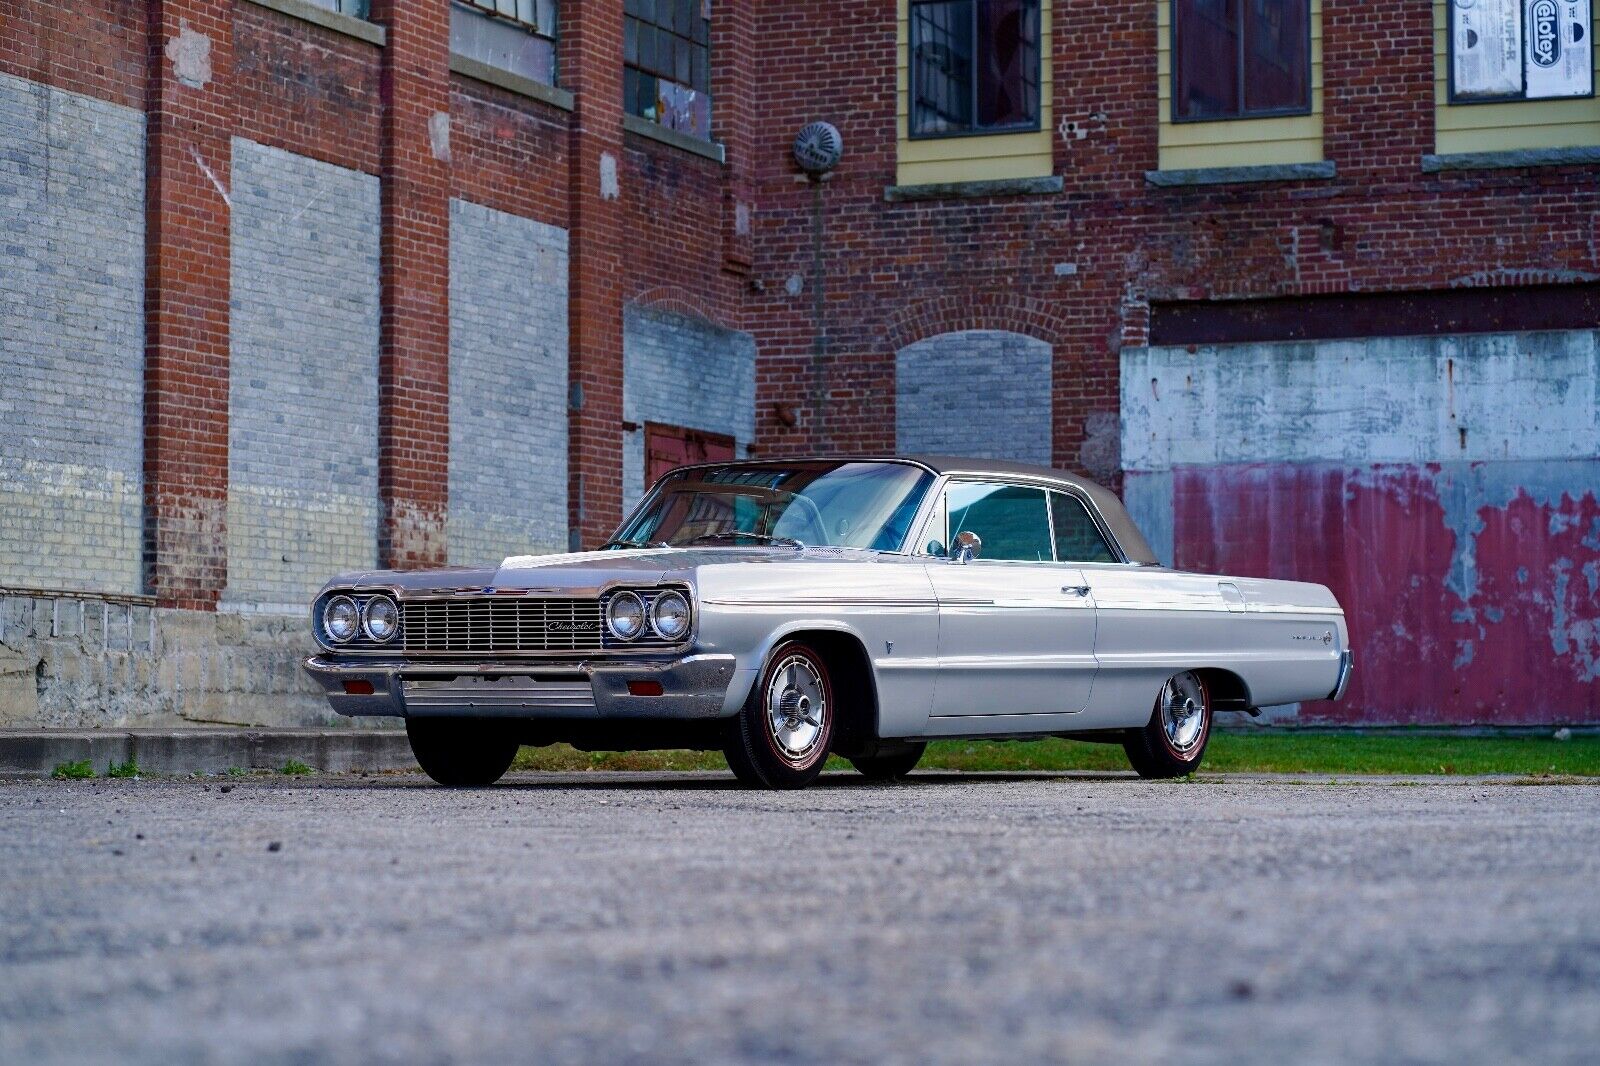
left=951, top=530, right=981, bottom=564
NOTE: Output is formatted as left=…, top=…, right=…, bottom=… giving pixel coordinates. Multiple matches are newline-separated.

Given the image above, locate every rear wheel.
left=849, top=744, right=926, bottom=782
left=1124, top=671, right=1212, bottom=779
left=724, top=640, right=835, bottom=789
left=407, top=718, right=520, bottom=787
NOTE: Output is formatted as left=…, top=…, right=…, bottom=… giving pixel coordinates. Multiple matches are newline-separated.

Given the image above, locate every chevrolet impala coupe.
left=304, top=456, right=1351, bottom=788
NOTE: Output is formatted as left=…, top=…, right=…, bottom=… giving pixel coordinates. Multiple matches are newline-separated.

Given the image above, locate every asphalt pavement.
left=2, top=770, right=1597, bottom=1065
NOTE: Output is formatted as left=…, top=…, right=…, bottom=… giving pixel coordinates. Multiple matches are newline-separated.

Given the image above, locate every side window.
left=947, top=482, right=1052, bottom=562
left=1050, top=491, right=1117, bottom=563
left=910, top=0, right=1043, bottom=137
left=1172, top=0, right=1311, bottom=121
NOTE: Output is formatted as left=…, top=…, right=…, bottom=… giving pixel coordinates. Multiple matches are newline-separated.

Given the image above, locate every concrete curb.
left=0, top=729, right=416, bottom=777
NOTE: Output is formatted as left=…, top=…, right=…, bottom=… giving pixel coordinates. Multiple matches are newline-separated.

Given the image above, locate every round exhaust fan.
left=793, top=121, right=843, bottom=176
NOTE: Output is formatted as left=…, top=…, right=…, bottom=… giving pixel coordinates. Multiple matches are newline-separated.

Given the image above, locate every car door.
left=922, top=480, right=1098, bottom=718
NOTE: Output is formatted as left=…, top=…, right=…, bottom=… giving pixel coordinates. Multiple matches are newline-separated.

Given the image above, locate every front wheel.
left=724, top=640, right=836, bottom=789
left=406, top=718, right=520, bottom=787
left=1123, top=671, right=1212, bottom=779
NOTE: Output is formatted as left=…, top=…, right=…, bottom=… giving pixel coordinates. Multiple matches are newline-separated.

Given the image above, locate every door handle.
left=1062, top=585, right=1091, bottom=597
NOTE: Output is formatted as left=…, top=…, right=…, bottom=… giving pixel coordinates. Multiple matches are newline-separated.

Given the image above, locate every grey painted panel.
left=896, top=330, right=1053, bottom=466
left=227, top=138, right=381, bottom=607
left=0, top=72, right=146, bottom=594
left=621, top=305, right=758, bottom=510
left=448, top=198, right=569, bottom=565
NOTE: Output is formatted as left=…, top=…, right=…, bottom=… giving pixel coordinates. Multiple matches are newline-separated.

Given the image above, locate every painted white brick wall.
left=896, top=330, right=1053, bottom=465
left=621, top=305, right=758, bottom=510
left=1122, top=330, right=1600, bottom=472
left=447, top=198, right=569, bottom=565
left=226, top=139, right=381, bottom=608
left=0, top=72, right=146, bottom=594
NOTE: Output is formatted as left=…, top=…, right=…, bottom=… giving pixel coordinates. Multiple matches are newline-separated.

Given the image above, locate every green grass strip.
left=510, top=733, right=1600, bottom=777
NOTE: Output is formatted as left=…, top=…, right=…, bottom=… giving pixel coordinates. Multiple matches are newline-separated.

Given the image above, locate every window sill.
left=1144, top=162, right=1335, bottom=187
left=1421, top=146, right=1600, bottom=172
left=448, top=54, right=573, bottom=111
left=883, top=175, right=1063, bottom=203
left=621, top=114, right=725, bottom=163
left=241, top=0, right=385, bottom=46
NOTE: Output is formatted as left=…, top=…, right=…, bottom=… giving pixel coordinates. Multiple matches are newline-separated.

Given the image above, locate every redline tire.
left=1124, top=672, right=1212, bottom=779
left=724, top=640, right=836, bottom=790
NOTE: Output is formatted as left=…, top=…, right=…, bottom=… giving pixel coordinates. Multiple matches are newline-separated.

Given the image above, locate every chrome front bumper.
left=303, top=653, right=744, bottom=720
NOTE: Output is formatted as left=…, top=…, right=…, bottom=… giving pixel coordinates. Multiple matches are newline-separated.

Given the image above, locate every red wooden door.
left=645, top=422, right=735, bottom=489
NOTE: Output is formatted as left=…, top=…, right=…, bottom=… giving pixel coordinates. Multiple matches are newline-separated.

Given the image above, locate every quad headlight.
left=605, top=591, right=647, bottom=641
left=362, top=596, right=399, bottom=643
left=648, top=590, right=691, bottom=641
left=322, top=595, right=360, bottom=644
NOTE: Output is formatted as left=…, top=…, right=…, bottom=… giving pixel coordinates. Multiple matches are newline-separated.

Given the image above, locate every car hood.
left=323, top=546, right=880, bottom=595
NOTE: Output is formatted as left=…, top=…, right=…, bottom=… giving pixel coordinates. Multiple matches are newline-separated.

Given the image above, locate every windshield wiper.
left=690, top=531, right=806, bottom=549
left=600, top=538, right=670, bottom=550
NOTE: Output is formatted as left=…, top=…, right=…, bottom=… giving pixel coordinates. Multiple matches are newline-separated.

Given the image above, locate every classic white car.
left=304, top=456, right=1351, bottom=788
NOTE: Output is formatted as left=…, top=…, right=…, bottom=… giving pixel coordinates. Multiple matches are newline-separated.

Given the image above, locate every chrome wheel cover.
left=1159, top=672, right=1208, bottom=755
left=765, top=653, right=827, bottom=762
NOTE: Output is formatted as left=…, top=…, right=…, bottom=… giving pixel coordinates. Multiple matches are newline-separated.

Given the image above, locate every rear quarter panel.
left=1084, top=566, right=1346, bottom=728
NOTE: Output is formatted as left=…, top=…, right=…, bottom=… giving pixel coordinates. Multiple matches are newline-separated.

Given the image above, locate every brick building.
left=2, top=0, right=1597, bottom=728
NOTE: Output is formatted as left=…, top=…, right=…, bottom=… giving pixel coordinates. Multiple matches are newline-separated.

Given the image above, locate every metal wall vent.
left=793, top=121, right=843, bottom=176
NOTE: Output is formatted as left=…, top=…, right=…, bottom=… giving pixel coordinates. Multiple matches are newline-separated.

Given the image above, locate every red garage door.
left=645, top=423, right=735, bottom=488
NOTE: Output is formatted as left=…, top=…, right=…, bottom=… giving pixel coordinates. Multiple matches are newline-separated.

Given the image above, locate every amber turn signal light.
left=626, top=680, right=664, bottom=697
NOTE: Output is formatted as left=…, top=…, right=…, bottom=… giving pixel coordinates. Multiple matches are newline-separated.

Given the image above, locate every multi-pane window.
left=450, top=0, right=558, bottom=86
left=1448, top=0, right=1593, bottom=102
left=624, top=0, right=712, bottom=139
left=910, top=0, right=1042, bottom=137
left=1171, top=0, right=1311, bottom=121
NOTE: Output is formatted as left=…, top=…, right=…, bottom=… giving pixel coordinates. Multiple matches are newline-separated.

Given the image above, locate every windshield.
left=611, top=461, right=935, bottom=552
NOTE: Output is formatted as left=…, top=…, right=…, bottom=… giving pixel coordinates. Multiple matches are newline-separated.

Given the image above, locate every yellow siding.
left=1433, top=0, right=1600, bottom=154
left=895, top=0, right=1054, bottom=187
left=1156, top=0, right=1324, bottom=170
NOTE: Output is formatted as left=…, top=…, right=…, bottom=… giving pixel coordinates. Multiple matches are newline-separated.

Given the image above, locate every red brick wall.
left=143, top=0, right=236, bottom=609
left=233, top=0, right=382, bottom=175
left=449, top=78, right=569, bottom=228
left=0, top=0, right=145, bottom=107
left=744, top=0, right=1600, bottom=473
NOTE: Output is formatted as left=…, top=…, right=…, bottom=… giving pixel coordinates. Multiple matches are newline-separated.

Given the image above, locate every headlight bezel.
left=362, top=595, right=400, bottom=643
left=648, top=589, right=691, bottom=641
left=322, top=595, right=361, bottom=645
left=604, top=590, right=648, bottom=642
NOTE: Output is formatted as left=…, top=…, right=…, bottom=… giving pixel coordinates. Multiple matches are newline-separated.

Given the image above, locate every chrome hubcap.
left=766, top=654, right=826, bottom=761
left=1159, top=672, right=1208, bottom=754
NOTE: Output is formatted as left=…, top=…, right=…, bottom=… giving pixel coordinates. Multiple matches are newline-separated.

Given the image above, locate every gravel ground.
left=1, top=770, right=1597, bottom=1065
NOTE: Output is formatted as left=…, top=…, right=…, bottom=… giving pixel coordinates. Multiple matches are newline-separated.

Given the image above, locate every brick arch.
left=881, top=293, right=1067, bottom=353
left=626, top=286, right=737, bottom=333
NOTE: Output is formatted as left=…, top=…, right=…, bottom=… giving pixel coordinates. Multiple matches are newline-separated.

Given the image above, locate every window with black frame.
left=1171, top=0, right=1311, bottom=121
left=625, top=0, right=712, bottom=139
left=909, top=0, right=1042, bottom=137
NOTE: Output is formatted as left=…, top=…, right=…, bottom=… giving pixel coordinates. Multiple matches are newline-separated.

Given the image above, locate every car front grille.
left=401, top=598, right=605, bottom=655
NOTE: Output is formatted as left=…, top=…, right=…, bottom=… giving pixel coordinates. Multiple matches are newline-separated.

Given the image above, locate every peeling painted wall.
left=1123, top=330, right=1600, bottom=724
